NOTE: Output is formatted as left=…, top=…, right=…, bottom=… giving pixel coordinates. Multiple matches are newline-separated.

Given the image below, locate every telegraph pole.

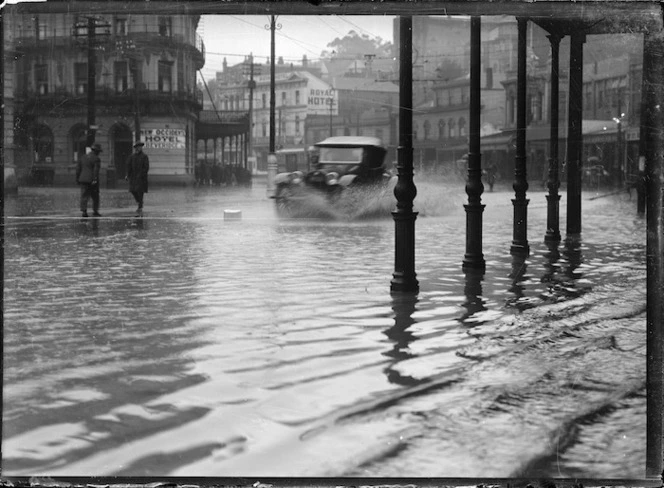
left=265, top=15, right=281, bottom=196
left=74, top=16, right=110, bottom=148
left=244, top=53, right=260, bottom=166
left=116, top=38, right=141, bottom=143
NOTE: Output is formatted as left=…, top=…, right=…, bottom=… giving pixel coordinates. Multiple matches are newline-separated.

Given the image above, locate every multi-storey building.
left=5, top=5, right=205, bottom=186
left=215, top=57, right=340, bottom=170
left=496, top=32, right=644, bottom=186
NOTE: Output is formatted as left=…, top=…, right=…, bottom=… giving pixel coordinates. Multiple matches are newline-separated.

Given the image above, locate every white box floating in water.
left=224, top=209, right=242, bottom=220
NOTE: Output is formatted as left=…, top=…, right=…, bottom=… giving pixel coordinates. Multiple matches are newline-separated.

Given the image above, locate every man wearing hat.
left=76, top=142, right=103, bottom=218
left=125, top=140, right=150, bottom=216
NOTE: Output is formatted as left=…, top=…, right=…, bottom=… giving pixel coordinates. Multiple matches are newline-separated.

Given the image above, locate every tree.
left=321, top=30, right=393, bottom=59
left=435, top=58, right=465, bottom=82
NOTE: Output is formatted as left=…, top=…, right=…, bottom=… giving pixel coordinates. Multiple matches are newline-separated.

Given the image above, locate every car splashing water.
left=3, top=179, right=647, bottom=478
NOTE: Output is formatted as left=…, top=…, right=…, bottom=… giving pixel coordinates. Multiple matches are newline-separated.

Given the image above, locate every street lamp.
left=613, top=111, right=626, bottom=187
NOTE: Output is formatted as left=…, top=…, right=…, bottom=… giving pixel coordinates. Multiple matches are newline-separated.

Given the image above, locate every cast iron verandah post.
left=391, top=16, right=419, bottom=294
left=511, top=17, right=530, bottom=255
left=642, top=27, right=664, bottom=480
left=545, top=33, right=563, bottom=243
left=463, top=16, right=486, bottom=270
left=566, top=32, right=585, bottom=238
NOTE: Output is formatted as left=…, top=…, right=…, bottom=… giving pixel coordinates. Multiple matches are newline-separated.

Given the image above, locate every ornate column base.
left=391, top=211, right=419, bottom=294
left=510, top=197, right=530, bottom=255
left=544, top=193, right=562, bottom=243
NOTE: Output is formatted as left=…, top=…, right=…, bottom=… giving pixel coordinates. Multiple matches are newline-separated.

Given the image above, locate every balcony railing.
left=19, top=84, right=204, bottom=107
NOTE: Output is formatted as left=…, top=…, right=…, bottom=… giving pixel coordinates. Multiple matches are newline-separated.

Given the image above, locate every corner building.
left=6, top=6, right=205, bottom=186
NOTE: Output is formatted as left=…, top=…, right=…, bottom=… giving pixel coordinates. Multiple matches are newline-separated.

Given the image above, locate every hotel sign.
left=141, top=128, right=186, bottom=149
left=307, top=87, right=338, bottom=115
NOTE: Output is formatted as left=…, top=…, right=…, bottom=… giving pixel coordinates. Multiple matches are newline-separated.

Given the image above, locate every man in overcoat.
left=125, top=141, right=150, bottom=216
left=76, top=142, right=102, bottom=218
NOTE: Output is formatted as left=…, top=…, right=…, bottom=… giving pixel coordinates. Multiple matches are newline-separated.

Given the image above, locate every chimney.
left=223, top=57, right=228, bottom=72
left=278, top=56, right=284, bottom=65
left=302, top=54, right=308, bottom=67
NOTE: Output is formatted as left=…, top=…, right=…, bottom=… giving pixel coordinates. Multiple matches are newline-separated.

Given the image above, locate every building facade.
left=6, top=6, right=205, bottom=186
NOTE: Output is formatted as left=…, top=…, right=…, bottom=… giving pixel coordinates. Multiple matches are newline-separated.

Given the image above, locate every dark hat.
left=133, top=141, right=145, bottom=148
left=91, top=143, right=102, bottom=152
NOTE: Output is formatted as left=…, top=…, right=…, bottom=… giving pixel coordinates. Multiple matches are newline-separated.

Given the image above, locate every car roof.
left=314, top=136, right=385, bottom=148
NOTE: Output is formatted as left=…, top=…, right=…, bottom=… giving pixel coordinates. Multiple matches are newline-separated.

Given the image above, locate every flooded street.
left=3, top=179, right=647, bottom=478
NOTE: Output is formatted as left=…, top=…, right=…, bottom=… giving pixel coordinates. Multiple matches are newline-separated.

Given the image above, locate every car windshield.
left=318, top=147, right=363, bottom=164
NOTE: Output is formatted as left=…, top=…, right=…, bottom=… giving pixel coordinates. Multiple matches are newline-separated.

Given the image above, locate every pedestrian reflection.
left=72, top=217, right=100, bottom=237
left=383, top=292, right=425, bottom=386
left=459, top=268, right=486, bottom=324
left=507, top=254, right=528, bottom=310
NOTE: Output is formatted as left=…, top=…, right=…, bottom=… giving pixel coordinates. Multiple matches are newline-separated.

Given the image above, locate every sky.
left=198, top=15, right=396, bottom=81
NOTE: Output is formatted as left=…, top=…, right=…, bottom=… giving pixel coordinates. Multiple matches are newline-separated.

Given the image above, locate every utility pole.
left=74, top=16, right=110, bottom=149
left=243, top=53, right=261, bottom=166
left=265, top=15, right=281, bottom=196
left=116, top=38, right=141, bottom=143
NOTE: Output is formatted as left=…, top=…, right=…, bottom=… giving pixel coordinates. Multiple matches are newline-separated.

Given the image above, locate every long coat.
left=76, top=152, right=101, bottom=184
left=126, top=151, right=150, bottom=193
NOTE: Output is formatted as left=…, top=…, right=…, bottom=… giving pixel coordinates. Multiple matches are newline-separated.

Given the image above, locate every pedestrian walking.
left=76, top=142, right=102, bottom=218
left=125, top=141, right=150, bottom=217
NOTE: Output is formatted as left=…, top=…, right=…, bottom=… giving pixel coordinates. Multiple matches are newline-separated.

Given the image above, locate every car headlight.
left=326, top=171, right=339, bottom=185
left=290, top=171, right=304, bottom=185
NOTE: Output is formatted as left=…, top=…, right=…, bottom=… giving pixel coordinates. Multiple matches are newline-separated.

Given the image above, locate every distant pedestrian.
left=76, top=142, right=102, bottom=218
left=125, top=141, right=150, bottom=217
left=485, top=161, right=498, bottom=192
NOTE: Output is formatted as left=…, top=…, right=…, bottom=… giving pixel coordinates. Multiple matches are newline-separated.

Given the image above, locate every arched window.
left=459, top=118, right=467, bottom=137
left=32, top=124, right=54, bottom=163
left=413, top=122, right=419, bottom=141
left=448, top=119, right=456, bottom=138
left=423, top=120, right=431, bottom=140
left=70, top=124, right=87, bottom=163
left=438, top=119, right=446, bottom=140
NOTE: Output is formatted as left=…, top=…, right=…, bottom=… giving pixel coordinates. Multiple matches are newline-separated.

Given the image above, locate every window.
left=177, top=55, right=184, bottom=93
left=35, top=64, right=48, bottom=95
left=423, top=120, right=431, bottom=140
left=262, top=122, right=267, bottom=137
left=35, top=16, right=48, bottom=40
left=282, top=91, right=287, bottom=106
left=33, top=125, right=53, bottom=163
left=438, top=119, right=445, bottom=140
left=115, top=18, right=127, bottom=35
left=75, top=62, right=87, bottom=94
left=459, top=118, right=466, bottom=137
left=158, top=17, right=172, bottom=37
left=295, top=90, right=300, bottom=105
left=449, top=119, right=456, bottom=138
left=114, top=61, right=128, bottom=93
left=262, top=93, right=267, bottom=109
left=295, top=115, right=300, bottom=134
left=158, top=61, right=172, bottom=92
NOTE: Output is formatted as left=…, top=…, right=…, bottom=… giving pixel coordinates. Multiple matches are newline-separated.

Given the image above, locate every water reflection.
left=383, top=293, right=424, bottom=386
left=460, top=269, right=486, bottom=324
left=563, top=237, right=584, bottom=281
left=507, top=254, right=528, bottom=310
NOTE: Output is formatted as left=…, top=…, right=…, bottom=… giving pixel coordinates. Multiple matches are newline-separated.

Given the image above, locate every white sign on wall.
left=141, top=128, right=186, bottom=149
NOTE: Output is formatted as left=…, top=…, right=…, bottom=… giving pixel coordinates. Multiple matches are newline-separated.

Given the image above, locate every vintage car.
left=273, top=136, right=396, bottom=217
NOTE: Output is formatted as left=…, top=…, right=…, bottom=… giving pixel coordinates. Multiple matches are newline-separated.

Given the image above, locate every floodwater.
left=2, top=178, right=647, bottom=478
